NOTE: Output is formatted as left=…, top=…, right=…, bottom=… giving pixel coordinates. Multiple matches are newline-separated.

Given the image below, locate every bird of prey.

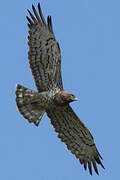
left=15, top=3, right=104, bottom=175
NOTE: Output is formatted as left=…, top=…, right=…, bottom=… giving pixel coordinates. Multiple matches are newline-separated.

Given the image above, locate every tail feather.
left=15, top=84, right=45, bottom=126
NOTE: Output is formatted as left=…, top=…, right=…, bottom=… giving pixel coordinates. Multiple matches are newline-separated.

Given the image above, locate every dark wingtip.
left=38, top=2, right=46, bottom=25
left=95, top=155, right=105, bottom=170
left=92, top=160, right=99, bottom=175
left=27, top=9, right=37, bottom=23
left=31, top=4, right=41, bottom=23
left=100, top=162, right=105, bottom=169
left=26, top=16, right=33, bottom=25
left=32, top=4, right=34, bottom=9
left=96, top=172, right=99, bottom=175
left=84, top=163, right=87, bottom=171
left=98, top=151, right=103, bottom=160
left=47, top=15, right=54, bottom=34
left=32, top=4, right=36, bottom=14
left=27, top=24, right=31, bottom=28
left=27, top=9, right=30, bottom=14
left=90, top=171, right=92, bottom=176
left=88, top=161, right=92, bottom=175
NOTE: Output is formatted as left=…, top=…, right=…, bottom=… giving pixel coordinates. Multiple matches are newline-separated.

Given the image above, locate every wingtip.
left=88, top=161, right=93, bottom=175
left=94, top=167, right=99, bottom=175
left=90, top=171, right=92, bottom=176
left=96, top=172, right=99, bottom=176
left=37, top=2, right=46, bottom=25
left=83, top=163, right=87, bottom=171
left=101, top=162, right=105, bottom=169
left=32, top=4, right=36, bottom=12
left=38, top=2, right=41, bottom=12
left=32, top=5, right=35, bottom=12
left=27, top=9, right=30, bottom=13
left=38, top=2, right=40, bottom=8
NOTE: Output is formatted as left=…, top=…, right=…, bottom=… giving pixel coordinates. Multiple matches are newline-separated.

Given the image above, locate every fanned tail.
left=15, top=84, right=45, bottom=126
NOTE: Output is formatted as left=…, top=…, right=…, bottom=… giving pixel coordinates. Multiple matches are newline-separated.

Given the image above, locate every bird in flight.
left=15, top=3, right=104, bottom=175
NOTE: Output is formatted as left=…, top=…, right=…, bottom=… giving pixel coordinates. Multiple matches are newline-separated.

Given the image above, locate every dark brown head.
left=54, top=90, right=77, bottom=105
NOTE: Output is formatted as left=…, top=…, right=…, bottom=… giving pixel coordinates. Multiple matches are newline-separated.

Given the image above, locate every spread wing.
left=46, top=105, right=104, bottom=175
left=27, top=3, right=63, bottom=92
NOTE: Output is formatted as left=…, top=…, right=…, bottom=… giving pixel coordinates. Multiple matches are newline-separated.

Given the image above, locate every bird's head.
left=54, top=90, right=78, bottom=105
left=65, top=93, right=78, bottom=103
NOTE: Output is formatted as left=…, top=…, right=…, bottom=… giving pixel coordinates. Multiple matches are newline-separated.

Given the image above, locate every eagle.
left=15, top=3, right=104, bottom=175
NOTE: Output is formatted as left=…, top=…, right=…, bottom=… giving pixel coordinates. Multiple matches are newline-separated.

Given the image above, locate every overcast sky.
left=0, top=0, right=119, bottom=179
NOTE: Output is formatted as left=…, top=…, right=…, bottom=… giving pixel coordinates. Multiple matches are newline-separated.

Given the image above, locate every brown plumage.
left=15, top=3, right=105, bottom=175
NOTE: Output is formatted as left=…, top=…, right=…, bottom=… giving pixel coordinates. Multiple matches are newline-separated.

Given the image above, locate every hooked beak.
left=74, top=97, right=78, bottom=101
